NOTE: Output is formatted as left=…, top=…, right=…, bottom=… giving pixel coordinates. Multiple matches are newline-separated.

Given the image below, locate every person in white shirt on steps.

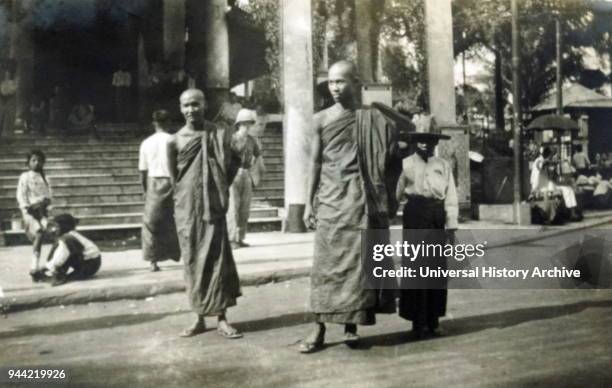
left=139, top=110, right=181, bottom=272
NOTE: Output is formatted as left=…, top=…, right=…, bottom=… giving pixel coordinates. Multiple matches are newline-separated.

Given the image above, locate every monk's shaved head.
left=180, top=88, right=205, bottom=102
left=328, top=60, right=359, bottom=105
left=180, top=88, right=206, bottom=126
left=328, top=60, right=358, bottom=82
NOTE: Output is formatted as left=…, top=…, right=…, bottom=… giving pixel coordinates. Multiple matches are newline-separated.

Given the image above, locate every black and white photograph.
left=0, top=0, right=612, bottom=387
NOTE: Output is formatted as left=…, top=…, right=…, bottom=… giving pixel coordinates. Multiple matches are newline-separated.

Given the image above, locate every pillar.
left=281, top=0, right=314, bottom=232
left=13, top=0, right=34, bottom=131
left=163, top=0, right=185, bottom=68
left=424, top=0, right=456, bottom=125
left=203, top=0, right=230, bottom=116
left=355, top=0, right=378, bottom=83
left=424, top=0, right=471, bottom=213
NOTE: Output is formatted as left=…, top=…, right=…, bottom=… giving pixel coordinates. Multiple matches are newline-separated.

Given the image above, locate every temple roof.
left=532, top=83, right=612, bottom=111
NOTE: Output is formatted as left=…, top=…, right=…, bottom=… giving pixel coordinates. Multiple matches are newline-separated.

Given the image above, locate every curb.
left=1, top=267, right=311, bottom=314
left=486, top=215, right=612, bottom=249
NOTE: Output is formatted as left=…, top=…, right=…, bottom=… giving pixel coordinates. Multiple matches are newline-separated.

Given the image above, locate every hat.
left=409, top=114, right=450, bottom=142
left=235, top=109, right=256, bottom=125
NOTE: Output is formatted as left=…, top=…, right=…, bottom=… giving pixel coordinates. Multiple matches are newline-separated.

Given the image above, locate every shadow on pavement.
left=0, top=311, right=187, bottom=339
left=234, top=311, right=314, bottom=334
left=356, top=298, right=612, bottom=349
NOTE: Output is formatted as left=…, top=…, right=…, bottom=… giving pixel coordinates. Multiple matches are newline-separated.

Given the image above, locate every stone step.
left=1, top=170, right=284, bottom=182
left=2, top=216, right=283, bottom=246
left=0, top=173, right=284, bottom=188
left=0, top=142, right=284, bottom=153
left=0, top=158, right=138, bottom=170
left=0, top=144, right=141, bottom=154
left=0, top=193, right=143, bottom=207
left=0, top=163, right=286, bottom=177
left=0, top=159, right=284, bottom=172
left=0, top=155, right=285, bottom=165
left=0, top=192, right=282, bottom=209
left=2, top=133, right=283, bottom=146
left=0, top=182, right=143, bottom=197
left=0, top=167, right=138, bottom=177
left=0, top=151, right=141, bottom=161
left=0, top=202, right=279, bottom=220
left=0, top=181, right=283, bottom=199
left=0, top=174, right=138, bottom=187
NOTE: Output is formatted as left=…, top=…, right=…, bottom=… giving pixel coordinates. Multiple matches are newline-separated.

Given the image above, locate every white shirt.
left=46, top=231, right=101, bottom=272
left=396, top=153, right=459, bottom=229
left=16, top=171, right=52, bottom=211
left=530, top=155, right=553, bottom=192
left=138, top=132, right=172, bottom=178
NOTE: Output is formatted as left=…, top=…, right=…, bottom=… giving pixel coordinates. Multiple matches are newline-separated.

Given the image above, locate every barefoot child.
left=16, top=149, right=52, bottom=280
left=41, top=213, right=102, bottom=286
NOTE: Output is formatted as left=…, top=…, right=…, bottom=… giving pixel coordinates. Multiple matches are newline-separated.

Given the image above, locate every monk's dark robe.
left=311, top=108, right=402, bottom=325
left=173, top=122, right=242, bottom=316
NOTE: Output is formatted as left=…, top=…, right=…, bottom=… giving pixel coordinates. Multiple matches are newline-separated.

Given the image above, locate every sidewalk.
left=2, top=210, right=612, bottom=313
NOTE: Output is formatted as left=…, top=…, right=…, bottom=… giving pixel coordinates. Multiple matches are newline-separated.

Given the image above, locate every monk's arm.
left=305, top=128, right=322, bottom=208
left=167, top=137, right=178, bottom=185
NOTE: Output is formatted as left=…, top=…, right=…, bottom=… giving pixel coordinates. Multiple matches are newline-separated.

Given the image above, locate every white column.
left=424, top=0, right=456, bottom=125
left=281, top=0, right=314, bottom=232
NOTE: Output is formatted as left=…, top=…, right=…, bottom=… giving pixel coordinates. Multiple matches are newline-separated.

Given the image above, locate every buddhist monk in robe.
left=167, top=89, right=243, bottom=339
left=299, top=61, right=408, bottom=353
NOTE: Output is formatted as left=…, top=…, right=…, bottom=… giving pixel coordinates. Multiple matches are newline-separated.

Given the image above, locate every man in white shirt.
left=139, top=110, right=181, bottom=271
left=112, top=65, right=132, bottom=122
left=395, top=115, right=457, bottom=338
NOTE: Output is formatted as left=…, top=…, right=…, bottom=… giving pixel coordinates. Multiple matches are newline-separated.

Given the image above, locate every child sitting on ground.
left=16, top=150, right=52, bottom=281
left=35, top=213, right=102, bottom=286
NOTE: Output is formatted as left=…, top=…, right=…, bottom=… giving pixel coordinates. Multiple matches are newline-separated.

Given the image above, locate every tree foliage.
left=453, top=0, right=597, bottom=113
left=240, top=0, right=607, bottom=116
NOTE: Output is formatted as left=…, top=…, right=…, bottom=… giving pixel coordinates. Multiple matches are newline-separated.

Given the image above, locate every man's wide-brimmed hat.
left=410, top=114, right=450, bottom=142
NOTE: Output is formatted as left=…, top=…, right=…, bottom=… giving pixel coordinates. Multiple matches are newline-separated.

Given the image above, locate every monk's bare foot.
left=179, top=318, right=206, bottom=338
left=150, top=262, right=161, bottom=272
left=298, top=323, right=325, bottom=354
left=344, top=324, right=360, bottom=346
left=217, top=320, right=243, bottom=339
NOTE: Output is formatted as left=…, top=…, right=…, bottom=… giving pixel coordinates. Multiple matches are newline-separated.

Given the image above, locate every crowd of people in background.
left=527, top=141, right=612, bottom=225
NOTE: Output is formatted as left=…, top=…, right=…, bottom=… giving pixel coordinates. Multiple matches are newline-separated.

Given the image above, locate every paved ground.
left=0, top=232, right=314, bottom=312
left=2, top=210, right=612, bottom=312
left=1, top=277, right=611, bottom=388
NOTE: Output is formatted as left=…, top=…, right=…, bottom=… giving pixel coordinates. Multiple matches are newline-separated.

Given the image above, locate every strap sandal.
left=298, top=326, right=325, bottom=354
left=217, top=324, right=243, bottom=339
left=179, top=321, right=207, bottom=338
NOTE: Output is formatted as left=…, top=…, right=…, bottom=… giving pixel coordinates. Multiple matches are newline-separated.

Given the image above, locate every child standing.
left=16, top=150, right=52, bottom=280
left=41, top=213, right=102, bottom=286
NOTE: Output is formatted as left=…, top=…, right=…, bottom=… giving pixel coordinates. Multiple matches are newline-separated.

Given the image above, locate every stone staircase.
left=0, top=124, right=284, bottom=245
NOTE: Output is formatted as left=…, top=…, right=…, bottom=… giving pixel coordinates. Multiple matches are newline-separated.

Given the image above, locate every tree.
left=379, top=0, right=427, bottom=105
left=453, top=0, right=594, bottom=127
